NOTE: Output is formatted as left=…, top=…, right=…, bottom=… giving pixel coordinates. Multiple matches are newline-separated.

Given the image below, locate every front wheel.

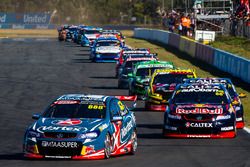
left=104, top=134, right=112, bottom=159
left=130, top=131, right=137, bottom=155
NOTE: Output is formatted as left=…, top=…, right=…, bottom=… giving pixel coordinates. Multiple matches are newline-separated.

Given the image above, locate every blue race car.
left=90, top=35, right=122, bottom=62
left=80, top=26, right=103, bottom=47
left=23, top=94, right=137, bottom=159
left=184, top=78, right=246, bottom=129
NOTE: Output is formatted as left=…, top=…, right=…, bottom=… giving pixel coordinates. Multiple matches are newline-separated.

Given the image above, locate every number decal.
left=88, top=105, right=104, bottom=110
left=118, top=101, right=125, bottom=111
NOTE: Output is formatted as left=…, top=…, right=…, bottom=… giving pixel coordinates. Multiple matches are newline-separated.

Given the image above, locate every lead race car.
left=185, top=78, right=246, bottom=128
left=90, top=35, right=123, bottom=62
left=23, top=94, right=137, bottom=159
left=163, top=84, right=237, bottom=138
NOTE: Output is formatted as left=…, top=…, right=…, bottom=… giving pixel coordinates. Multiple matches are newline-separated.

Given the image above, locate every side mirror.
left=32, top=114, right=40, bottom=120
left=239, top=93, right=247, bottom=98
left=112, top=116, right=123, bottom=122
left=232, top=100, right=240, bottom=105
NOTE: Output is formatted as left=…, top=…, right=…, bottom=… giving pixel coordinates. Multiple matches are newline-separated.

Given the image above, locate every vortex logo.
left=52, top=119, right=82, bottom=126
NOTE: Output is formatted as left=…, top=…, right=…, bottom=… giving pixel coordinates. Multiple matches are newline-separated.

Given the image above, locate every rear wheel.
left=130, top=131, right=137, bottom=155
left=104, top=134, right=112, bottom=159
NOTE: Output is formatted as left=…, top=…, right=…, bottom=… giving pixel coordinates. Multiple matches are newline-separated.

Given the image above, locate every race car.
left=115, top=48, right=151, bottom=77
left=185, top=78, right=246, bottom=128
left=58, top=25, right=69, bottom=41
left=145, top=69, right=197, bottom=111
left=80, top=26, right=103, bottom=47
left=65, top=25, right=78, bottom=42
left=23, top=94, right=137, bottom=159
left=128, top=60, right=175, bottom=99
left=101, top=30, right=125, bottom=44
left=90, top=35, right=122, bottom=62
left=118, top=55, right=157, bottom=89
left=163, top=84, right=237, bottom=138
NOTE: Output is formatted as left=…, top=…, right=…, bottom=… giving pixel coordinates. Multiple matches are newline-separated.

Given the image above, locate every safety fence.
left=134, top=28, right=250, bottom=84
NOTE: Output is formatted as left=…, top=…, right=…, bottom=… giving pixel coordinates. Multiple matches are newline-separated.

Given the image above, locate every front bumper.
left=94, top=53, right=119, bottom=63
left=163, top=114, right=236, bottom=138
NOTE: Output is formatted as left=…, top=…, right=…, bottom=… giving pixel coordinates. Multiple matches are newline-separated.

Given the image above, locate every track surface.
left=0, top=39, right=250, bottom=167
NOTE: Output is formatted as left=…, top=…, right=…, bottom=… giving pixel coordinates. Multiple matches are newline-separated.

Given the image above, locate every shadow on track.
left=90, top=76, right=117, bottom=79
left=71, top=58, right=92, bottom=64
left=89, top=86, right=122, bottom=90
left=0, top=153, right=24, bottom=160
left=137, top=133, right=164, bottom=139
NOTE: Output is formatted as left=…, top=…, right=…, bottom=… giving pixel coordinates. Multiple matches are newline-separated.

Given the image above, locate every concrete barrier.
left=179, top=36, right=196, bottom=57
left=195, top=42, right=215, bottom=65
left=168, top=33, right=180, bottom=48
left=134, top=28, right=250, bottom=84
left=214, top=49, right=250, bottom=83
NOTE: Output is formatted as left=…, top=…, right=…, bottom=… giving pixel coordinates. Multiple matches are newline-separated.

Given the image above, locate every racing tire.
left=129, top=131, right=137, bottom=155
left=104, top=134, right=112, bottom=159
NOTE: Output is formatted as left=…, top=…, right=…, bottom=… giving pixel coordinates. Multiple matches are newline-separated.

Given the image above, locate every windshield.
left=173, top=92, right=228, bottom=104
left=85, top=30, right=101, bottom=34
left=136, top=67, right=165, bottom=76
left=96, top=41, right=119, bottom=47
left=44, top=103, right=106, bottom=119
left=153, top=74, right=194, bottom=85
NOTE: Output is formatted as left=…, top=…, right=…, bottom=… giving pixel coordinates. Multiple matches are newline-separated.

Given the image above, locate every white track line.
left=243, top=127, right=250, bottom=134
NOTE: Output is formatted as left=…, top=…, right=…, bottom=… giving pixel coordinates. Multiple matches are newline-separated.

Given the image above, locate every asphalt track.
left=0, top=38, right=250, bottom=167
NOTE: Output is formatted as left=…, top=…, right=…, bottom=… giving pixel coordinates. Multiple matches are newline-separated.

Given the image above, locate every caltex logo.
left=185, top=122, right=191, bottom=128
left=52, top=119, right=82, bottom=126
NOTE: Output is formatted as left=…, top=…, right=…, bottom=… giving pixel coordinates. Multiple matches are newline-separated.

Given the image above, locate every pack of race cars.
left=23, top=25, right=247, bottom=160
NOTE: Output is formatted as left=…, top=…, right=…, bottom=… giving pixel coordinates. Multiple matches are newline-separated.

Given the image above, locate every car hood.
left=96, top=46, right=121, bottom=53
left=32, top=118, right=106, bottom=134
left=85, top=34, right=98, bottom=39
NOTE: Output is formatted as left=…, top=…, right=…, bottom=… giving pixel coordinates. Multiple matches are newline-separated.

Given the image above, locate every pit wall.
left=134, top=28, right=250, bottom=84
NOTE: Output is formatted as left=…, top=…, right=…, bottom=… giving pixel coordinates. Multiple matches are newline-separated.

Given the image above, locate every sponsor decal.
left=165, top=125, right=177, bottom=131
left=176, top=108, right=223, bottom=114
left=23, top=14, right=48, bottom=24
left=45, top=155, right=71, bottom=158
left=221, top=126, right=234, bottom=131
left=185, top=122, right=213, bottom=128
left=41, top=141, right=78, bottom=148
left=52, top=119, right=82, bottom=126
left=121, top=118, right=133, bottom=142
left=181, top=85, right=221, bottom=92
left=54, top=100, right=79, bottom=104
left=187, top=134, right=211, bottom=138
left=37, top=126, right=86, bottom=132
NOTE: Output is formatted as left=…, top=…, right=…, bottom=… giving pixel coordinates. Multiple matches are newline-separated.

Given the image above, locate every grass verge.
left=0, top=29, right=57, bottom=38
left=209, top=36, right=250, bottom=60
left=122, top=30, right=250, bottom=127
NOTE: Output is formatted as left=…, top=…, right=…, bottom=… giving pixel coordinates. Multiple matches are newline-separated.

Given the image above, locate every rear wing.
left=115, top=95, right=137, bottom=109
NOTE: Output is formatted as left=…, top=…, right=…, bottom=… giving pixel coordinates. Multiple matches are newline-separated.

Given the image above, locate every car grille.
left=44, top=132, right=77, bottom=139
left=37, top=141, right=82, bottom=156
left=183, top=128, right=214, bottom=134
left=183, top=114, right=213, bottom=122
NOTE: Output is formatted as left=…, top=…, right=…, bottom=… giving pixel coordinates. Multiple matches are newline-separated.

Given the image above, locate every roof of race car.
left=56, top=94, right=109, bottom=102
left=176, top=83, right=226, bottom=93
left=153, top=69, right=196, bottom=75
left=96, top=36, right=119, bottom=41
left=84, top=26, right=102, bottom=31
left=122, top=49, right=150, bottom=54
left=125, top=56, right=156, bottom=62
left=135, top=60, right=174, bottom=69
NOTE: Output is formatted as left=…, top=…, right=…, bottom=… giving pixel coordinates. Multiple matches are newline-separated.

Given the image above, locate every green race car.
left=128, top=60, right=175, bottom=99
